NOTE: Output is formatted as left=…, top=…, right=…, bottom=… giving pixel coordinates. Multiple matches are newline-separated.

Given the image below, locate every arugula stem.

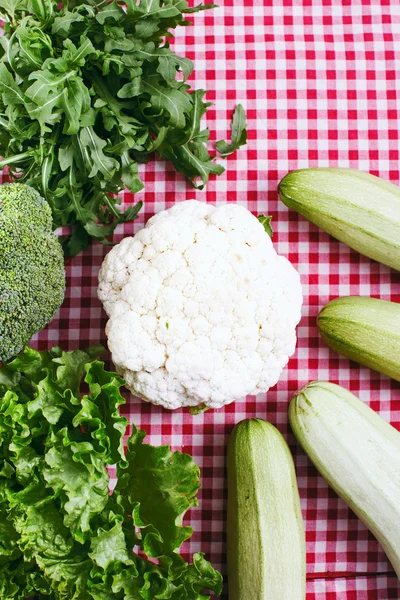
left=0, top=152, right=34, bottom=168
left=104, top=193, right=123, bottom=219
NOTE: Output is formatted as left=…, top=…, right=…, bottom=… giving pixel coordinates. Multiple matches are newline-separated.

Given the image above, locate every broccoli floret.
left=0, top=184, right=65, bottom=362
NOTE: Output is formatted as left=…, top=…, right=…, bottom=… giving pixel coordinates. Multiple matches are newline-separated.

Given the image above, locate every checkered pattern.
left=26, top=0, right=400, bottom=597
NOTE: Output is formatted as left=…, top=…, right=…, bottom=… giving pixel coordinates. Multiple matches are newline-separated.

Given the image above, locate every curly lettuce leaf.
left=0, top=510, right=20, bottom=566
left=0, top=346, right=222, bottom=600
left=116, top=425, right=200, bottom=559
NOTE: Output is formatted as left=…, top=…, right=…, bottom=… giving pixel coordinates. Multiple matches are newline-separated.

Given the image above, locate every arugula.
left=216, top=104, right=247, bottom=157
left=0, top=0, right=246, bottom=256
left=0, top=345, right=222, bottom=600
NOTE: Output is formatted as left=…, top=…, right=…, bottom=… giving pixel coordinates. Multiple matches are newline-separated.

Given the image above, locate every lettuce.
left=0, top=346, right=222, bottom=600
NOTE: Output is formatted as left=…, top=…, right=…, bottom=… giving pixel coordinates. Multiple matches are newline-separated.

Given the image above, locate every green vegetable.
left=257, top=214, right=273, bottom=237
left=0, top=183, right=65, bottom=362
left=227, top=419, right=306, bottom=600
left=290, top=381, right=400, bottom=579
left=0, top=345, right=222, bottom=600
left=0, top=0, right=246, bottom=256
left=279, top=167, right=400, bottom=271
left=215, top=104, right=247, bottom=157
left=318, top=296, right=400, bottom=382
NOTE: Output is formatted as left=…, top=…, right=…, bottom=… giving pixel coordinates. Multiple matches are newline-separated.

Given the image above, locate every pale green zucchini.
left=318, top=296, right=400, bottom=382
left=227, top=418, right=306, bottom=600
left=279, top=167, right=400, bottom=270
left=289, top=382, right=400, bottom=579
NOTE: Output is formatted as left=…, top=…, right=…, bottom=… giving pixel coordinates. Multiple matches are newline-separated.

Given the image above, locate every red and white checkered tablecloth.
left=25, top=0, right=400, bottom=597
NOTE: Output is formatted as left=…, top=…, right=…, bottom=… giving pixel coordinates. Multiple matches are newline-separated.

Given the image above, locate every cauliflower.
left=98, top=201, right=302, bottom=410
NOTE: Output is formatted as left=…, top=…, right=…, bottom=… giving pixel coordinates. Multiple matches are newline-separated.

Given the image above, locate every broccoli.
left=0, top=184, right=65, bottom=362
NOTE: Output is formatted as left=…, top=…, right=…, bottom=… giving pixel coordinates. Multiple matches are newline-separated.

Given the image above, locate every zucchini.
left=318, top=296, right=400, bottom=382
left=227, top=418, right=306, bottom=600
left=289, top=381, right=400, bottom=579
left=279, top=167, right=400, bottom=270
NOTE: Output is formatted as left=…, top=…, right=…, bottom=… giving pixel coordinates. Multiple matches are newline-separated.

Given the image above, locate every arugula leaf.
left=95, top=1, right=125, bottom=25
left=0, top=0, right=21, bottom=22
left=158, top=52, right=193, bottom=83
left=183, top=2, right=219, bottom=12
left=258, top=214, right=273, bottom=237
left=31, top=0, right=54, bottom=25
left=0, top=346, right=223, bottom=599
left=0, top=64, right=26, bottom=106
left=79, top=126, right=119, bottom=179
left=216, top=103, right=247, bottom=157
left=0, top=0, right=246, bottom=255
left=163, top=141, right=225, bottom=189
left=141, top=77, right=193, bottom=129
left=52, top=10, right=86, bottom=36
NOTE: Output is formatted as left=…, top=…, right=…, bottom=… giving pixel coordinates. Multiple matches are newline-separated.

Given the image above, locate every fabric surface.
left=25, top=0, right=400, bottom=597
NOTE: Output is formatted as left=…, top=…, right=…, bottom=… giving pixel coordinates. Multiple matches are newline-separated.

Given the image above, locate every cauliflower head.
left=98, top=201, right=302, bottom=410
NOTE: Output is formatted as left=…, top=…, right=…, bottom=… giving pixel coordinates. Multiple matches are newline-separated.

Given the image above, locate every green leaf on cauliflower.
left=258, top=214, right=273, bottom=237
left=189, top=403, right=209, bottom=415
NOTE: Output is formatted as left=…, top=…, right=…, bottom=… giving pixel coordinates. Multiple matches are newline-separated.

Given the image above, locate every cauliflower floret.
left=98, top=201, right=303, bottom=410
